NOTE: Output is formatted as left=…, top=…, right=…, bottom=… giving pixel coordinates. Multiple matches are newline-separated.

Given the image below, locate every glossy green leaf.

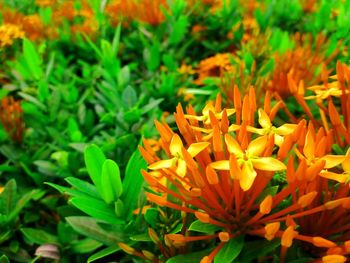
left=23, top=38, right=43, bottom=80
left=66, top=217, right=124, bottom=245
left=70, top=238, right=103, bottom=254
left=122, top=148, right=147, bottom=218
left=84, top=144, right=106, bottom=194
left=20, top=228, right=58, bottom=245
left=214, top=235, right=244, bottom=263
left=189, top=220, right=222, bottom=234
left=0, top=179, right=16, bottom=216
left=169, top=16, right=189, bottom=45
left=87, top=245, right=120, bottom=263
left=0, top=254, right=10, bottom=263
left=114, top=199, right=125, bottom=218
left=166, top=249, right=212, bottom=263
left=238, top=240, right=279, bottom=262
left=70, top=197, right=124, bottom=225
left=65, top=177, right=100, bottom=199
left=101, top=159, right=122, bottom=204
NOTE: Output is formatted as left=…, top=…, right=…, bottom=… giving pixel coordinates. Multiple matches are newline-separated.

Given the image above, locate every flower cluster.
left=140, top=86, right=350, bottom=262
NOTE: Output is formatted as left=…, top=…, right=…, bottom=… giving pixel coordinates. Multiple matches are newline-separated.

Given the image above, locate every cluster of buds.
left=0, top=96, right=24, bottom=143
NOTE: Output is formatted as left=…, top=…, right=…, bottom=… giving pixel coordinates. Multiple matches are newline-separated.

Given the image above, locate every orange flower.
left=211, top=134, right=286, bottom=190
left=0, top=23, right=24, bottom=47
left=140, top=88, right=349, bottom=262
left=247, top=108, right=297, bottom=146
left=320, top=150, right=350, bottom=184
left=0, top=96, right=25, bottom=143
left=148, top=134, right=209, bottom=177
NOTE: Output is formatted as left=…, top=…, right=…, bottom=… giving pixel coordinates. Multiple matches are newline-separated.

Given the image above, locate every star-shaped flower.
left=211, top=135, right=286, bottom=191
left=247, top=109, right=297, bottom=146
left=148, top=134, right=210, bottom=177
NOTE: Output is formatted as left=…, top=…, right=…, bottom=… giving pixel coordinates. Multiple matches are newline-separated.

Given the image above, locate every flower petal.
left=342, top=150, right=350, bottom=172
left=240, top=161, right=257, bottom=191
left=258, top=109, right=272, bottom=129
left=275, top=124, right=297, bottom=135
left=303, top=130, right=315, bottom=160
left=246, top=126, right=266, bottom=135
left=187, top=142, right=210, bottom=157
left=148, top=158, right=175, bottom=170
left=224, top=134, right=243, bottom=155
left=169, top=134, right=183, bottom=156
left=211, top=160, right=230, bottom=170
left=247, top=136, right=268, bottom=157
left=321, top=155, right=346, bottom=169
left=176, top=159, right=187, bottom=177
left=252, top=157, right=286, bottom=171
left=320, top=171, right=346, bottom=183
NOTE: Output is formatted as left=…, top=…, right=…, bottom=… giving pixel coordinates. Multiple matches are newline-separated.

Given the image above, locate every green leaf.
left=141, top=98, right=164, bottom=114
left=18, top=92, right=46, bottom=111
left=166, top=249, right=212, bottom=263
left=256, top=186, right=279, bottom=203
left=65, top=177, right=100, bottom=199
left=144, top=40, right=160, bottom=71
left=122, top=148, right=147, bottom=219
left=243, top=52, right=254, bottom=73
left=20, top=228, right=58, bottom=245
left=259, top=58, right=274, bottom=76
left=0, top=230, right=12, bottom=244
left=144, top=208, right=159, bottom=228
left=114, top=199, right=125, bottom=218
left=0, top=179, right=16, bottom=216
left=122, top=85, right=137, bottom=108
left=214, top=235, right=244, bottom=263
left=38, top=79, right=50, bottom=102
left=71, top=238, right=103, bottom=254
left=169, top=16, right=189, bottom=45
left=189, top=220, right=222, bottom=234
left=84, top=144, right=106, bottom=195
left=70, top=197, right=124, bottom=225
left=7, top=190, right=40, bottom=224
left=66, top=217, right=124, bottom=245
left=23, top=38, right=43, bottom=80
left=87, top=245, right=120, bottom=263
left=101, top=159, right=122, bottom=204
left=0, top=254, right=10, bottom=263
left=238, top=239, right=279, bottom=262
left=130, top=233, right=151, bottom=242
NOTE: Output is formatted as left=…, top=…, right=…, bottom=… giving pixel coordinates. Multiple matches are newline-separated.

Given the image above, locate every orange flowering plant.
left=136, top=87, right=350, bottom=262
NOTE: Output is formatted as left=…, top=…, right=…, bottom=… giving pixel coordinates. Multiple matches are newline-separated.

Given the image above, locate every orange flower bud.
left=195, top=211, right=210, bottom=223
left=322, top=255, right=346, bottom=263
left=118, top=243, right=136, bottom=255
left=265, top=222, right=280, bottom=241
left=260, top=195, right=273, bottom=215
left=297, top=191, right=317, bottom=208
left=218, top=232, right=230, bottom=242
left=312, top=237, right=337, bottom=248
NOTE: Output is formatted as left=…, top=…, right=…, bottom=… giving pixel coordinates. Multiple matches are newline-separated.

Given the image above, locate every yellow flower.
left=320, top=150, right=350, bottom=184
left=294, top=129, right=345, bottom=169
left=211, top=135, right=286, bottom=190
left=0, top=24, right=25, bottom=48
left=247, top=109, right=297, bottom=145
left=184, top=101, right=235, bottom=125
left=148, top=134, right=209, bottom=177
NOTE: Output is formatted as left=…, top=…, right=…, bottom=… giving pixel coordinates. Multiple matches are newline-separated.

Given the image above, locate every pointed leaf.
left=87, top=245, right=120, bottom=263
left=101, top=159, right=122, bottom=204
left=214, top=235, right=244, bottom=263
left=66, top=217, right=124, bottom=245
left=70, top=197, right=124, bottom=225
left=84, top=145, right=106, bottom=195
left=189, top=220, right=222, bottom=234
